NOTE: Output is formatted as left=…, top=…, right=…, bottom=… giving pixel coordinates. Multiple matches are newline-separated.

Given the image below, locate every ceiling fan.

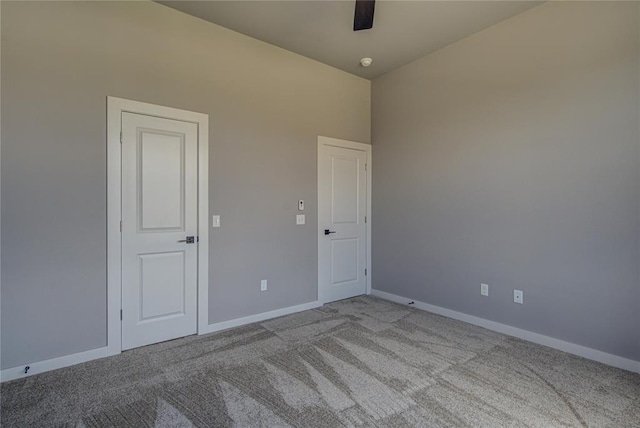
left=353, top=0, right=375, bottom=31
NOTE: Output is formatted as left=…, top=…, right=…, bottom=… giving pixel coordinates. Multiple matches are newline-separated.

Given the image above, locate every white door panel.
left=139, top=131, right=185, bottom=230
left=138, top=252, right=185, bottom=321
left=331, top=157, right=359, bottom=224
left=121, top=112, right=198, bottom=350
left=319, top=139, right=369, bottom=303
left=331, top=238, right=359, bottom=284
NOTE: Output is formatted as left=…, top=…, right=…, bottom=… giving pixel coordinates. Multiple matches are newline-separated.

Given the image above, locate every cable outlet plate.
left=514, top=289, right=523, bottom=304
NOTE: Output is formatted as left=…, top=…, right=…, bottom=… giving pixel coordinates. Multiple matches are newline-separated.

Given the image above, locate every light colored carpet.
left=2, top=296, right=639, bottom=427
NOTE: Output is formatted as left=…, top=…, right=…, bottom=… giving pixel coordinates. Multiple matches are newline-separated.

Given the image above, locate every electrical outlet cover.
left=481, top=283, right=489, bottom=296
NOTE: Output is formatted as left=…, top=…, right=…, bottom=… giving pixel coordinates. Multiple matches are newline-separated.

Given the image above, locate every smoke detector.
left=360, top=57, right=373, bottom=67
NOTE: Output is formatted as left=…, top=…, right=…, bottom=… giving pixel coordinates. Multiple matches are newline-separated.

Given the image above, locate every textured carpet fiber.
left=2, top=296, right=639, bottom=427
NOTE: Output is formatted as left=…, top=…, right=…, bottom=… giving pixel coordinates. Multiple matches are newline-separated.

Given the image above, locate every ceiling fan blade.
left=353, top=0, right=375, bottom=31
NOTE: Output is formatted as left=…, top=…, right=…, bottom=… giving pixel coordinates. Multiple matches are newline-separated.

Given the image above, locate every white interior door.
left=121, top=112, right=198, bottom=350
left=318, top=137, right=369, bottom=303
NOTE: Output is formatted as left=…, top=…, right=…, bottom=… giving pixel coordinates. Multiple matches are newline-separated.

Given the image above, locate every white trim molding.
left=317, top=136, right=372, bottom=304
left=1, top=346, right=118, bottom=383
left=199, top=301, right=322, bottom=335
left=371, top=289, right=640, bottom=374
left=2, top=299, right=320, bottom=382
left=107, top=97, right=210, bottom=348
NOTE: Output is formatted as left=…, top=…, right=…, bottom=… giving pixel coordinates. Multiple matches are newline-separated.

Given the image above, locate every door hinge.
left=365, top=216, right=367, bottom=224
left=365, top=268, right=367, bottom=276
left=365, top=163, right=367, bottom=171
left=120, top=221, right=122, bottom=232
left=120, top=309, right=123, bottom=321
left=120, top=132, right=123, bottom=144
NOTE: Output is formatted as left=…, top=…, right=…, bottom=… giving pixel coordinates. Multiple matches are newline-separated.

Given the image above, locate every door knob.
left=324, top=229, right=336, bottom=235
left=178, top=236, right=195, bottom=244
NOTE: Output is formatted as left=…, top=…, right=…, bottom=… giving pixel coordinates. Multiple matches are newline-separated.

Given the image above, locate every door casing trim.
left=107, top=96, right=209, bottom=354
left=317, top=136, right=372, bottom=304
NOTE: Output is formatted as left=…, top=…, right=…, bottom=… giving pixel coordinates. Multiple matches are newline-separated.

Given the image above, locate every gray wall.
left=372, top=1, right=640, bottom=361
left=1, top=1, right=370, bottom=369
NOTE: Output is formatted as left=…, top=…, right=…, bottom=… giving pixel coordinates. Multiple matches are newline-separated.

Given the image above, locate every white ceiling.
left=159, top=1, right=541, bottom=79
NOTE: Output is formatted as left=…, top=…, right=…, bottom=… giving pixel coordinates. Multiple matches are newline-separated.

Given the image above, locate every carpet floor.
left=2, top=296, right=639, bottom=427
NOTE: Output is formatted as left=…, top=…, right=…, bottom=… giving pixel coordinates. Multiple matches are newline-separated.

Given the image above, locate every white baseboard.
left=1, top=301, right=322, bottom=383
left=1, top=345, right=120, bottom=383
left=198, top=300, right=323, bottom=335
left=371, top=289, right=640, bottom=374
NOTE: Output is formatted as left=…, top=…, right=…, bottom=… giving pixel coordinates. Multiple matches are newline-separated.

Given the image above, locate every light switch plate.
left=296, top=214, right=305, bottom=225
left=212, top=215, right=220, bottom=228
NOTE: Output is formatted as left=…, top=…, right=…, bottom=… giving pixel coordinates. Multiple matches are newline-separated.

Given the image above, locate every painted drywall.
left=372, top=1, right=640, bottom=361
left=0, top=1, right=370, bottom=369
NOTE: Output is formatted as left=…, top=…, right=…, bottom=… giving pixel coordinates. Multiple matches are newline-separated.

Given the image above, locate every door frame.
left=107, top=96, right=209, bottom=353
left=317, top=136, right=372, bottom=304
